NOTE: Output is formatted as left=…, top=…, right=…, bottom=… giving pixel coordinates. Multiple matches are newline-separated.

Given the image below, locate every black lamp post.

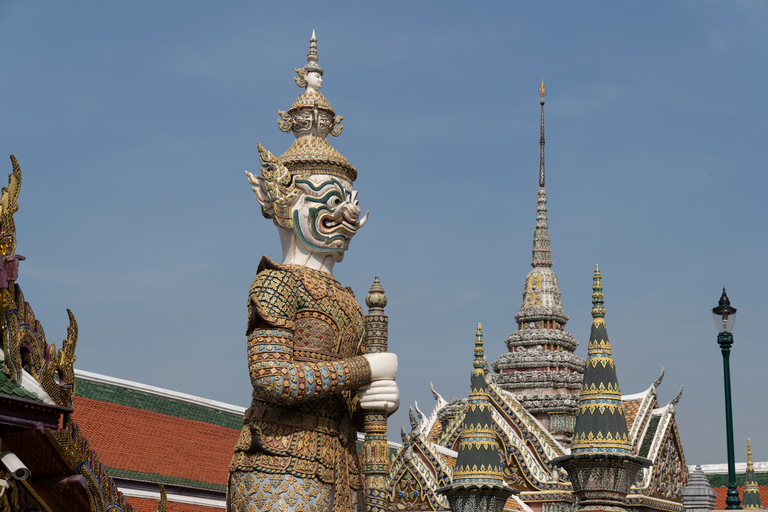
left=713, top=288, right=741, bottom=510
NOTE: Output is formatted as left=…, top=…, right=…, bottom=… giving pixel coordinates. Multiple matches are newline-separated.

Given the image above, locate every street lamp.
left=713, top=287, right=741, bottom=510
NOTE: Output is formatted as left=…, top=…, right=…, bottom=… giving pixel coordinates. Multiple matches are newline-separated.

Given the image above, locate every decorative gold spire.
left=744, top=438, right=763, bottom=509
left=473, top=323, right=484, bottom=375
left=592, top=264, right=605, bottom=318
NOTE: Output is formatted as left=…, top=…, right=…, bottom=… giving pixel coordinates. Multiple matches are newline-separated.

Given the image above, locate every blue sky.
left=1, top=1, right=767, bottom=466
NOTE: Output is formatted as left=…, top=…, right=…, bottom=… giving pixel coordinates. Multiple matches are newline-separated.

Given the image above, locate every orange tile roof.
left=127, top=497, right=219, bottom=512
left=426, top=420, right=443, bottom=442
left=622, top=398, right=642, bottom=431
left=72, top=395, right=240, bottom=488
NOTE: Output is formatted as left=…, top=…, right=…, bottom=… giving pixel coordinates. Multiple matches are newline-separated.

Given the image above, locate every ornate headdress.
left=248, top=31, right=358, bottom=229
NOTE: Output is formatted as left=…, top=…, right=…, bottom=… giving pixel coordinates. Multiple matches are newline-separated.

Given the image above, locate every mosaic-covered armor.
left=229, top=257, right=371, bottom=510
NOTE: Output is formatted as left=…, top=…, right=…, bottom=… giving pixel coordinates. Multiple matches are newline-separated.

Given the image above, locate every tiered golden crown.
left=274, top=31, right=356, bottom=183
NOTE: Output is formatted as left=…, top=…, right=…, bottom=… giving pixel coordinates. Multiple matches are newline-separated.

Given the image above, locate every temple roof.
left=72, top=370, right=242, bottom=510
left=0, top=367, right=41, bottom=401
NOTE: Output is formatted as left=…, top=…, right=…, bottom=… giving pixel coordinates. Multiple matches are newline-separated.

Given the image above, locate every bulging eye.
left=330, top=196, right=342, bottom=207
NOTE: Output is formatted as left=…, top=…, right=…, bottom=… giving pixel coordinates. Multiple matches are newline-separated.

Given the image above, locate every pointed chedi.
left=570, top=264, right=632, bottom=455
left=437, top=324, right=516, bottom=512
left=552, top=266, right=651, bottom=512
left=743, top=439, right=764, bottom=510
left=493, top=80, right=585, bottom=448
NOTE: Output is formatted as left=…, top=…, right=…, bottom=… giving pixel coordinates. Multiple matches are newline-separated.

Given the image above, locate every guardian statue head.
left=247, top=31, right=366, bottom=272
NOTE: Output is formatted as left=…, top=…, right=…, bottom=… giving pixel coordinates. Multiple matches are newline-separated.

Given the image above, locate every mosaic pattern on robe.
left=229, top=256, right=371, bottom=511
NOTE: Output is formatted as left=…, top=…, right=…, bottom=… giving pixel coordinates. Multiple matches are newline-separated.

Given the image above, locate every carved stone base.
left=552, top=454, right=651, bottom=512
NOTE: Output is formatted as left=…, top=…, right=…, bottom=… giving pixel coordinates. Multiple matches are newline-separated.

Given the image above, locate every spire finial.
left=473, top=323, right=484, bottom=372
left=307, top=29, right=319, bottom=65
left=539, top=78, right=546, bottom=188
left=592, top=264, right=605, bottom=318
left=531, top=79, right=553, bottom=268
left=748, top=438, right=754, bottom=470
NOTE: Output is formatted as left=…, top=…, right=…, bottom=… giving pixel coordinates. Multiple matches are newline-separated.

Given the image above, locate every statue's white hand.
left=358, top=380, right=400, bottom=415
left=363, top=352, right=398, bottom=381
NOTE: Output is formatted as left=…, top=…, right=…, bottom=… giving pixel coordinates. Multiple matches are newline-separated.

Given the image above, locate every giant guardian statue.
left=227, top=32, right=399, bottom=512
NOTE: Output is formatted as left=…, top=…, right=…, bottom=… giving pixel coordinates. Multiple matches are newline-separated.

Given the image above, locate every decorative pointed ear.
left=251, top=143, right=299, bottom=230
left=293, top=68, right=307, bottom=88
left=246, top=170, right=274, bottom=219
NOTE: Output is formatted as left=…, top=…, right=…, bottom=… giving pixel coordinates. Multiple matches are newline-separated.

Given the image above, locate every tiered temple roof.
left=391, top=263, right=688, bottom=512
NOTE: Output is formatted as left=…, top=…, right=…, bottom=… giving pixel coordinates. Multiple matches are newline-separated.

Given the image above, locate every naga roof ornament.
left=492, top=81, right=584, bottom=447
left=570, top=265, right=632, bottom=455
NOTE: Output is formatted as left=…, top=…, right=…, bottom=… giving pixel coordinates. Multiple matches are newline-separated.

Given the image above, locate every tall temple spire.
left=539, top=78, right=546, bottom=188
left=743, top=439, right=764, bottom=509
left=492, top=81, right=584, bottom=447
left=532, top=79, right=551, bottom=269
left=438, top=325, right=516, bottom=512
left=570, top=265, right=631, bottom=455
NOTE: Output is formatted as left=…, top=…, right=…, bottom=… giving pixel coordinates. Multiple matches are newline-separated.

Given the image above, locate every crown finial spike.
left=307, top=30, right=319, bottom=64
left=592, top=264, right=605, bottom=318
left=539, top=77, right=547, bottom=102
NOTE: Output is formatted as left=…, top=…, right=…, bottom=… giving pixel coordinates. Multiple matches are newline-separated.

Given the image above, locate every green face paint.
left=292, top=176, right=363, bottom=257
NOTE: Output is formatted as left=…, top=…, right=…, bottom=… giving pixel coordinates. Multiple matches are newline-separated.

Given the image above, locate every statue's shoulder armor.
left=249, top=256, right=301, bottom=329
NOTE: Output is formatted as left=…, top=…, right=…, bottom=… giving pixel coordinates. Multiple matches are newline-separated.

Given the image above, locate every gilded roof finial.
left=592, top=264, right=605, bottom=318
left=473, top=323, right=484, bottom=373
left=748, top=438, right=754, bottom=471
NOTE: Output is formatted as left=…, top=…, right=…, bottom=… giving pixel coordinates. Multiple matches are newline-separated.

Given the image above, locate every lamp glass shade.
left=713, top=311, right=736, bottom=333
